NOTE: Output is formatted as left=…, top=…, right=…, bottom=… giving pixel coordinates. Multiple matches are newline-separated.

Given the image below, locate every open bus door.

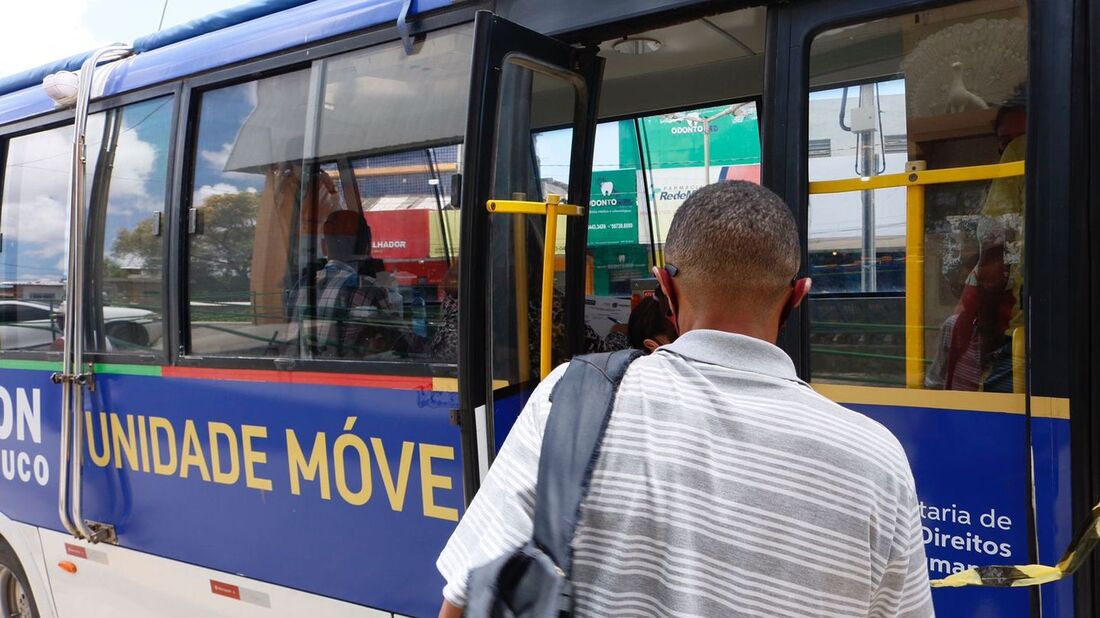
left=456, top=11, right=603, bottom=498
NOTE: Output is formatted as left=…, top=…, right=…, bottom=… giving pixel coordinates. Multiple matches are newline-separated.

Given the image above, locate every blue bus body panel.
left=0, top=88, right=56, bottom=128
left=0, top=367, right=463, bottom=618
left=0, top=0, right=456, bottom=126
left=847, top=402, right=1073, bottom=617
left=1033, top=415, right=1075, bottom=617
left=0, top=364, right=1077, bottom=617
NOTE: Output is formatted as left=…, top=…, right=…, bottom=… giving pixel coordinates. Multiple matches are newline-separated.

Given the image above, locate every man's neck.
left=677, top=307, right=780, bottom=345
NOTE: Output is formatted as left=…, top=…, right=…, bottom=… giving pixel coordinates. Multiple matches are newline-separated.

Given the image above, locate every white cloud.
left=201, top=142, right=232, bottom=168
left=86, top=121, right=158, bottom=199
left=193, top=182, right=242, bottom=205
left=7, top=194, right=68, bottom=247
left=201, top=141, right=261, bottom=183
left=0, top=1, right=100, bottom=77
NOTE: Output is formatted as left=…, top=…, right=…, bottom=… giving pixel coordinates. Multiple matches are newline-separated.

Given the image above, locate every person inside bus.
left=436, top=181, right=932, bottom=617
left=926, top=102, right=1025, bottom=392
left=427, top=259, right=633, bottom=370
left=626, top=293, right=678, bottom=353
left=292, top=209, right=391, bottom=358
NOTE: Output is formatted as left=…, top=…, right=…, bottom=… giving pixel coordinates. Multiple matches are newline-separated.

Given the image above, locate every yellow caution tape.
left=930, top=502, right=1100, bottom=588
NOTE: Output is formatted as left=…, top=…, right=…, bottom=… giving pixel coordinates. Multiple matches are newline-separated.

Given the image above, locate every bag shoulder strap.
left=531, top=348, right=642, bottom=574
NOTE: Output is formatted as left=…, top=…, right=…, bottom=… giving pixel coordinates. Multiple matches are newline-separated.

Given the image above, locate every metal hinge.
left=85, top=521, right=117, bottom=545
left=50, top=363, right=96, bottom=392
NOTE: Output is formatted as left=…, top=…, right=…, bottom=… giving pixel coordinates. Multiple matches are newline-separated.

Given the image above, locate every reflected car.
left=0, top=300, right=161, bottom=351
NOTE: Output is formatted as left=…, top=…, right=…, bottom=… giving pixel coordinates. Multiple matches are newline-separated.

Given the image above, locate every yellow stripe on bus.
left=813, top=384, right=1069, bottom=419
left=431, top=378, right=511, bottom=393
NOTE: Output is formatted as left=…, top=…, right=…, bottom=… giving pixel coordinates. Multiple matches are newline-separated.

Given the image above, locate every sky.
left=0, top=0, right=247, bottom=78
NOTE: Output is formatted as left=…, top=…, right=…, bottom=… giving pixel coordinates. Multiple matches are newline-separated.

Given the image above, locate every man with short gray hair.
left=437, top=181, right=934, bottom=617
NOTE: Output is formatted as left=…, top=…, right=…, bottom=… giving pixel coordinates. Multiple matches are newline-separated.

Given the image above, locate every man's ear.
left=651, top=266, right=680, bottom=334
left=652, top=266, right=675, bottom=315
left=791, top=277, right=812, bottom=309
left=778, top=277, right=812, bottom=332
left=643, top=338, right=660, bottom=353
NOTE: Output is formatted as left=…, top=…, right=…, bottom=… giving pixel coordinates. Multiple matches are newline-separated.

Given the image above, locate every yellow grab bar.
left=1012, top=327, right=1026, bottom=394
left=808, top=160, right=1025, bottom=195
left=904, top=162, right=926, bottom=389
left=487, top=194, right=585, bottom=379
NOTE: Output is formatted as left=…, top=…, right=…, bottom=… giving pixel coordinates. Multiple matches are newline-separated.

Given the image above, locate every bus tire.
left=0, top=539, right=37, bottom=618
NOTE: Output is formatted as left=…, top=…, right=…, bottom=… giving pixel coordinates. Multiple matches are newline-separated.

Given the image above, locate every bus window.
left=187, top=68, right=310, bottom=358
left=806, top=0, right=1027, bottom=391
left=0, top=124, right=74, bottom=351
left=87, top=96, right=173, bottom=354
left=186, top=25, right=471, bottom=363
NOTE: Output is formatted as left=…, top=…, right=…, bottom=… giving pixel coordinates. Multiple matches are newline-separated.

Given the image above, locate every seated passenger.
left=293, top=210, right=390, bottom=357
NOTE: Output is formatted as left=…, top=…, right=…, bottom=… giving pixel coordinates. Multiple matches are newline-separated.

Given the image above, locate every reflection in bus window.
left=186, top=28, right=470, bottom=363
left=88, top=96, right=173, bottom=354
left=806, top=0, right=1027, bottom=391
left=0, top=124, right=73, bottom=351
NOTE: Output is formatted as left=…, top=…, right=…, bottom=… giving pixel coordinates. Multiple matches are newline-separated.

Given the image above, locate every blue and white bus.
left=0, top=0, right=1092, bottom=616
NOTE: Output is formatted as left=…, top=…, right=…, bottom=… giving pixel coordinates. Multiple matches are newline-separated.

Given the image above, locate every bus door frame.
left=763, top=0, right=1083, bottom=615
left=457, top=10, right=604, bottom=499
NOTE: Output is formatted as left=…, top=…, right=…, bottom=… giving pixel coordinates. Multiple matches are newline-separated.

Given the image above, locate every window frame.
left=763, top=0, right=1067, bottom=386
left=173, top=15, right=481, bottom=377
left=85, top=86, right=180, bottom=364
left=0, top=82, right=179, bottom=363
left=765, top=1, right=1082, bottom=613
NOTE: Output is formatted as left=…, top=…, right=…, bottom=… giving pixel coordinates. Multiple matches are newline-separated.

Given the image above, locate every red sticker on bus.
left=64, top=544, right=87, bottom=559
left=210, top=580, right=241, bottom=600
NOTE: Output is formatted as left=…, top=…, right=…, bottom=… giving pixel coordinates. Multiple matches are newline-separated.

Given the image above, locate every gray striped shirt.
left=437, top=330, right=934, bottom=617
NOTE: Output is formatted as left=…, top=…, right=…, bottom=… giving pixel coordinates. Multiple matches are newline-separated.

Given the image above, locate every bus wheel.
left=0, top=542, right=36, bottom=618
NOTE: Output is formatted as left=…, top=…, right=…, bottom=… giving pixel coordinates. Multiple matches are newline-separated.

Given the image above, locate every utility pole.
left=854, top=84, right=879, bottom=292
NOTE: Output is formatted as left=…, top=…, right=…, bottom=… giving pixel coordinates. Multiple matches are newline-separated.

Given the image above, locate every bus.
left=0, top=0, right=1092, bottom=616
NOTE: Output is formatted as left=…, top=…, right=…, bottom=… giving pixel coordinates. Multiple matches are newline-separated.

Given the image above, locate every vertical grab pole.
left=55, top=44, right=132, bottom=542
left=904, top=161, right=926, bottom=389
left=513, top=215, right=530, bottom=382
left=540, top=196, right=560, bottom=379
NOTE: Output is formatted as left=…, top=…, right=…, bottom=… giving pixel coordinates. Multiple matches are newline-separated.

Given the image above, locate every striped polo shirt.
left=437, top=330, right=934, bottom=617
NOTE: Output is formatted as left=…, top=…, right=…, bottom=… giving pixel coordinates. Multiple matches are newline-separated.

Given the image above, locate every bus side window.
left=805, top=0, right=1028, bottom=392
left=185, top=25, right=470, bottom=365
left=0, top=124, right=74, bottom=352
left=186, top=69, right=311, bottom=360
left=87, top=96, right=174, bottom=355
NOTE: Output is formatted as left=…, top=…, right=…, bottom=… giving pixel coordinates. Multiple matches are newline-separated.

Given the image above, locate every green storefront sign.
left=618, top=103, right=761, bottom=170
left=588, top=168, right=639, bottom=246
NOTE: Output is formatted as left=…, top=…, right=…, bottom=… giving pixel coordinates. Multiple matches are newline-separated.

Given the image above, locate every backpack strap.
left=531, top=348, right=643, bottom=575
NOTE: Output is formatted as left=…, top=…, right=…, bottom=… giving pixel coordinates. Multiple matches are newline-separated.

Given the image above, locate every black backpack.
left=464, top=349, right=642, bottom=618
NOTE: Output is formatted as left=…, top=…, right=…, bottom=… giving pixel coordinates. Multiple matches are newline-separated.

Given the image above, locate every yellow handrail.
left=808, top=160, right=1025, bottom=195
left=513, top=215, right=530, bottom=383
left=904, top=162, right=926, bottom=389
left=487, top=194, right=585, bottom=379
